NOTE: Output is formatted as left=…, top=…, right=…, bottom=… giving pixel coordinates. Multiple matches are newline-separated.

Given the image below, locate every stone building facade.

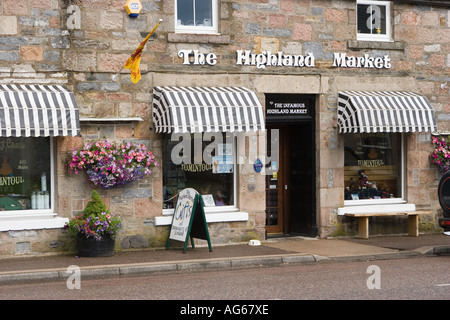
left=0, top=0, right=448, bottom=256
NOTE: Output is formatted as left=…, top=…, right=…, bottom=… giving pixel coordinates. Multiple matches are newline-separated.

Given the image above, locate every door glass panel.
left=266, top=179, right=279, bottom=226
left=265, top=127, right=282, bottom=232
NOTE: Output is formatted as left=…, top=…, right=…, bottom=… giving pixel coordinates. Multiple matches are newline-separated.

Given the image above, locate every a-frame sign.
left=166, top=188, right=212, bottom=253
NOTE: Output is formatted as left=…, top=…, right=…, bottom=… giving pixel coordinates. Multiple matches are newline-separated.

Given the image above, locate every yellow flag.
left=124, top=51, right=143, bottom=84
left=123, top=19, right=162, bottom=84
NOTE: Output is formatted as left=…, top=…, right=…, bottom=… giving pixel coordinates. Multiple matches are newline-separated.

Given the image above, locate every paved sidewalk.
left=0, top=233, right=449, bottom=284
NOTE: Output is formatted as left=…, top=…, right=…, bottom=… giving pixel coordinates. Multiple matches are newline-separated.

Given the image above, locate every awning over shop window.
left=152, top=86, right=265, bottom=133
left=0, top=84, right=80, bottom=137
left=337, top=91, right=437, bottom=133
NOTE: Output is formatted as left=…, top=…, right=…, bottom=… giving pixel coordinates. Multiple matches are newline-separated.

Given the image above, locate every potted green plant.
left=65, top=190, right=122, bottom=257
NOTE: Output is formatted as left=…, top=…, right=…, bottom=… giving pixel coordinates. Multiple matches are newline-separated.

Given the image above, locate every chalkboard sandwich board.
left=166, top=188, right=212, bottom=253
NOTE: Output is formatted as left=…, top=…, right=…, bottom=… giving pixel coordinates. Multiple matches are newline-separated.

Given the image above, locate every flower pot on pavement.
left=76, top=234, right=115, bottom=257
left=65, top=190, right=122, bottom=257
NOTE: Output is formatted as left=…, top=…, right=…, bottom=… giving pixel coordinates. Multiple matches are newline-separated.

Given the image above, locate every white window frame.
left=343, top=134, right=405, bottom=207
left=175, top=0, right=219, bottom=34
left=356, top=0, right=392, bottom=42
left=0, top=138, right=68, bottom=231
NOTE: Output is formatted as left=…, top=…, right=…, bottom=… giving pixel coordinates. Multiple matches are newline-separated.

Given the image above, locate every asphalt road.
left=1, top=255, right=449, bottom=303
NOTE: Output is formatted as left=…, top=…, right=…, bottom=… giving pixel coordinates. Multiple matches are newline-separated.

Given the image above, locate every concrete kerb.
left=0, top=271, right=61, bottom=284
left=428, top=245, right=450, bottom=256
left=328, top=250, right=421, bottom=263
left=0, top=254, right=318, bottom=284
left=0, top=249, right=444, bottom=285
left=119, top=254, right=318, bottom=273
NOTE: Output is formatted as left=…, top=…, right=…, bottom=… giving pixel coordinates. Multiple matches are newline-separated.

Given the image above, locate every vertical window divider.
left=50, top=137, right=55, bottom=211
left=400, top=134, right=405, bottom=200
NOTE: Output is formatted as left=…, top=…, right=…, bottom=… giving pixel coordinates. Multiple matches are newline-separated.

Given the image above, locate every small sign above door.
left=265, top=94, right=314, bottom=123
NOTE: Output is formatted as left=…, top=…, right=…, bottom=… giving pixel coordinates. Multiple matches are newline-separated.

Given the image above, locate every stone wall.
left=0, top=0, right=448, bottom=255
left=0, top=229, right=72, bottom=256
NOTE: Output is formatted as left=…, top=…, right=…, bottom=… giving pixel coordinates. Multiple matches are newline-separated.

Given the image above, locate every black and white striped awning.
left=337, top=91, right=437, bottom=133
left=153, top=86, right=265, bottom=133
left=0, top=84, right=80, bottom=137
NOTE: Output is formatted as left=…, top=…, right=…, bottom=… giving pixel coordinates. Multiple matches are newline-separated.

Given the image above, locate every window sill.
left=338, top=202, right=415, bottom=216
left=343, top=198, right=407, bottom=207
left=0, top=212, right=68, bottom=231
left=79, top=117, right=143, bottom=122
left=348, top=40, right=405, bottom=51
left=168, top=33, right=231, bottom=44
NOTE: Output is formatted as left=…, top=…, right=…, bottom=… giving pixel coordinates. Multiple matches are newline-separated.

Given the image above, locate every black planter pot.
left=76, top=234, right=115, bottom=257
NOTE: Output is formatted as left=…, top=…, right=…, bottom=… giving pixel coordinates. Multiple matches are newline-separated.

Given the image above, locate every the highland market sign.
left=178, top=50, right=391, bottom=69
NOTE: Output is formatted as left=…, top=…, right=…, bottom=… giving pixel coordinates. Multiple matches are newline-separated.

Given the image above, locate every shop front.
left=339, top=91, right=436, bottom=203
left=148, top=67, right=441, bottom=241
left=0, top=84, right=79, bottom=233
left=151, top=85, right=268, bottom=242
left=336, top=90, right=438, bottom=235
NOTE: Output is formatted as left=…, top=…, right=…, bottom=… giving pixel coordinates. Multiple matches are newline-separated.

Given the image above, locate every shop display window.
left=0, top=137, right=51, bottom=211
left=163, top=133, right=234, bottom=209
left=356, top=0, right=391, bottom=42
left=344, top=133, right=403, bottom=201
left=175, top=0, right=218, bottom=34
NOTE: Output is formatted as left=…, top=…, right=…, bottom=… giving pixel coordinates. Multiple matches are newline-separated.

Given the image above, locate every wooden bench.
left=343, top=211, right=432, bottom=239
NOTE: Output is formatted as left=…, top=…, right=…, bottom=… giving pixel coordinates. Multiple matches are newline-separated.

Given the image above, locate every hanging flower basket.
left=430, top=136, right=450, bottom=174
left=66, top=140, right=159, bottom=188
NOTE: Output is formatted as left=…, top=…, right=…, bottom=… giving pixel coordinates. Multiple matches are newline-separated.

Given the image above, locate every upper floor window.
left=175, top=0, right=218, bottom=34
left=357, top=0, right=391, bottom=42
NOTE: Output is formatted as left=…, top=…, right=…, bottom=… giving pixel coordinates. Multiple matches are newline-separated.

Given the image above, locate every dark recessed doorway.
left=265, top=94, right=317, bottom=237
